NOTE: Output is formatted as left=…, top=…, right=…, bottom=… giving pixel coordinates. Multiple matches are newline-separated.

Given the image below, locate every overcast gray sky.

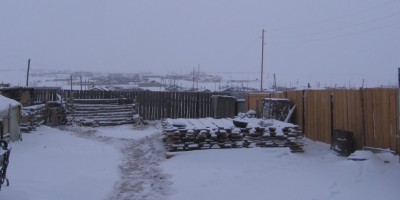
left=1, top=0, right=399, bottom=87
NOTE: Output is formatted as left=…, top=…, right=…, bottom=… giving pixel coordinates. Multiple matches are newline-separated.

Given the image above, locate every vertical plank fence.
left=33, top=89, right=230, bottom=120
left=247, top=88, right=399, bottom=153
left=34, top=88, right=399, bottom=153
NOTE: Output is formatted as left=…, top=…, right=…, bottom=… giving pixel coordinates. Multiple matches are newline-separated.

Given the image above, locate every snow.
left=0, top=95, right=21, bottom=114
left=0, top=126, right=120, bottom=200
left=95, top=124, right=160, bottom=140
left=162, top=141, right=400, bottom=200
left=1, top=123, right=400, bottom=200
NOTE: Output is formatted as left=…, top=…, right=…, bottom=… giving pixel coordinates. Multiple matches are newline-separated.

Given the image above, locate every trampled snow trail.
left=110, top=134, right=171, bottom=200
left=62, top=126, right=171, bottom=200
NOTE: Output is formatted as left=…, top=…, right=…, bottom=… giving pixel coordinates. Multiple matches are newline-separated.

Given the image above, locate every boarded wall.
left=304, top=90, right=332, bottom=144
left=246, top=93, right=268, bottom=117
left=363, top=88, right=398, bottom=152
left=247, top=89, right=399, bottom=153
left=34, top=88, right=399, bottom=153
left=33, top=89, right=229, bottom=120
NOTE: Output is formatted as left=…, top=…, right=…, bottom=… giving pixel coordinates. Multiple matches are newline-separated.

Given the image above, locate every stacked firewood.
left=66, top=98, right=139, bottom=126
left=162, top=118, right=304, bottom=153
left=20, top=104, right=47, bottom=132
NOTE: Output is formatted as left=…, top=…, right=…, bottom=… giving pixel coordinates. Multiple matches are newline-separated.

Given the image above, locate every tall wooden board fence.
left=34, top=88, right=399, bottom=153
left=247, top=89, right=399, bottom=153
left=33, top=89, right=228, bottom=120
left=363, top=88, right=398, bottom=152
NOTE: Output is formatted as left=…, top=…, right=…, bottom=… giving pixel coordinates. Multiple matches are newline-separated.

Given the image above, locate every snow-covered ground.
left=163, top=144, right=400, bottom=200
left=0, top=126, right=121, bottom=200
left=0, top=124, right=399, bottom=200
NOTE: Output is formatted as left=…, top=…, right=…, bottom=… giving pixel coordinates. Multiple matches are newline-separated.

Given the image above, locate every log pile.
left=20, top=104, right=47, bottom=132
left=66, top=98, right=140, bottom=126
left=262, top=98, right=294, bottom=122
left=162, top=118, right=304, bottom=153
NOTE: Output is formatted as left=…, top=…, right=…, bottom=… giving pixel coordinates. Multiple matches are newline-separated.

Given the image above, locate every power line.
left=270, top=21, right=400, bottom=44
left=271, top=0, right=397, bottom=31
left=0, top=45, right=28, bottom=62
left=0, top=45, right=60, bottom=70
left=270, top=11, right=400, bottom=39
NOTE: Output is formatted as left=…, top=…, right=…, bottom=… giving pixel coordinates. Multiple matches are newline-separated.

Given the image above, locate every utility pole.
left=80, top=76, right=83, bottom=91
left=26, top=58, right=31, bottom=87
left=260, top=29, right=265, bottom=92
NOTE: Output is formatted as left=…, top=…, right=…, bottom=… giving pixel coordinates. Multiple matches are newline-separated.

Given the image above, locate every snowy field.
left=0, top=124, right=399, bottom=200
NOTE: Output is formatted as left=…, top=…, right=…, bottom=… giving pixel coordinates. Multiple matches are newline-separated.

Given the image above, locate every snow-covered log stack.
left=162, top=118, right=304, bottom=153
left=20, top=104, right=47, bottom=132
left=66, top=98, right=139, bottom=126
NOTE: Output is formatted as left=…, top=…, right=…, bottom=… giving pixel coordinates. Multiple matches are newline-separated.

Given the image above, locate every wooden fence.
left=247, top=89, right=399, bottom=153
left=33, top=89, right=232, bottom=120
left=34, top=88, right=399, bottom=153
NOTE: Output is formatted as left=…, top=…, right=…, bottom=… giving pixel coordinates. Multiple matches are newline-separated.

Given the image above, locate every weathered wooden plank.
left=303, top=90, right=312, bottom=140
left=175, top=92, right=180, bottom=119
left=201, top=93, right=208, bottom=118
left=192, top=92, right=197, bottom=118
left=177, top=92, right=182, bottom=118
left=159, top=91, right=165, bottom=118
left=379, top=89, right=388, bottom=149
left=334, top=89, right=345, bottom=130
left=184, top=92, right=189, bottom=118
left=186, top=92, right=190, bottom=118
left=147, top=91, right=152, bottom=120
left=171, top=92, right=176, bottom=119
left=364, top=89, right=374, bottom=148
left=373, top=88, right=382, bottom=148
left=150, top=92, right=158, bottom=120
left=149, top=91, right=154, bottom=120
left=286, top=90, right=302, bottom=125
left=389, top=89, right=397, bottom=151
left=349, top=90, right=363, bottom=149
left=159, top=91, right=165, bottom=119
left=370, top=88, right=378, bottom=148
left=166, top=92, right=172, bottom=118
left=142, top=91, right=149, bottom=119
left=312, top=90, right=319, bottom=141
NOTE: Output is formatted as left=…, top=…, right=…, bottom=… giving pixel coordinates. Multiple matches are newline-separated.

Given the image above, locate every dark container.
left=233, top=119, right=248, bottom=128
left=331, top=129, right=354, bottom=156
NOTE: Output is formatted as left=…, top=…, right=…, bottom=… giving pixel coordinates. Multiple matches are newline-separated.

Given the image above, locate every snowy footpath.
left=0, top=124, right=170, bottom=200
left=0, top=124, right=400, bottom=200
